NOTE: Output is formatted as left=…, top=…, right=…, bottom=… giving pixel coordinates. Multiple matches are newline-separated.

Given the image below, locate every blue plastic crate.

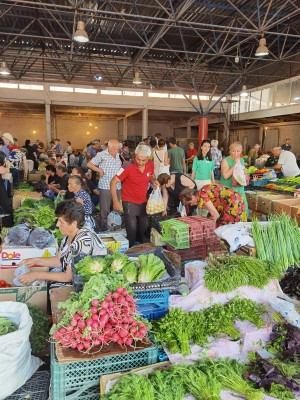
left=157, top=348, right=169, bottom=362
left=6, top=371, right=50, bottom=400
left=135, top=290, right=169, bottom=321
left=50, top=338, right=158, bottom=400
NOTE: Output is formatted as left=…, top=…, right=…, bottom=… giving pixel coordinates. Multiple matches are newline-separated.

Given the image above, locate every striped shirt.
left=211, top=147, right=223, bottom=168
left=90, top=149, right=122, bottom=190
left=74, top=189, right=93, bottom=215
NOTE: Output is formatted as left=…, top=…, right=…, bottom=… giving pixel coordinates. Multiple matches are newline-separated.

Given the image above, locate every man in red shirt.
left=111, top=144, right=159, bottom=247
left=186, top=142, right=197, bottom=173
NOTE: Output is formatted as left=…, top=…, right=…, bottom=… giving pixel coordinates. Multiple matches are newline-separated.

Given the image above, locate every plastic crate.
left=129, top=247, right=181, bottom=292
left=160, top=219, right=190, bottom=249
left=72, top=248, right=181, bottom=293
left=50, top=339, right=158, bottom=400
left=166, top=244, right=207, bottom=261
left=136, top=290, right=169, bottom=321
left=150, top=213, right=180, bottom=234
left=249, top=179, right=270, bottom=187
left=177, top=215, right=216, bottom=247
left=157, top=348, right=169, bottom=362
left=6, top=371, right=50, bottom=400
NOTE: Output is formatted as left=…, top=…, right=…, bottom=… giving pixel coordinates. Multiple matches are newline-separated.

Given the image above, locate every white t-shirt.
left=278, top=150, right=300, bottom=177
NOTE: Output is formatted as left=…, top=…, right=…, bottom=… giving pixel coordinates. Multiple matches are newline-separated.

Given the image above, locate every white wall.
left=0, top=116, right=46, bottom=146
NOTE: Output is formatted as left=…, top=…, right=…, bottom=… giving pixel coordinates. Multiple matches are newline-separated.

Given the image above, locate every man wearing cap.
left=247, top=144, right=260, bottom=167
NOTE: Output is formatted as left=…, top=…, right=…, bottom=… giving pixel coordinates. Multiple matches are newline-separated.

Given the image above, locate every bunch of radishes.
left=53, top=286, right=149, bottom=352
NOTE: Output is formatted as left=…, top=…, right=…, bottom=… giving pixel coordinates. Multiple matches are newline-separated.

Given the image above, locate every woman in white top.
left=153, top=138, right=170, bottom=178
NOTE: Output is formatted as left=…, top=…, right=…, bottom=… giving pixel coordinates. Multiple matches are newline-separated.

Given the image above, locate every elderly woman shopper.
left=179, top=184, right=247, bottom=227
left=220, top=142, right=248, bottom=212
left=191, top=140, right=215, bottom=189
left=68, top=175, right=95, bottom=230
left=18, top=200, right=106, bottom=288
left=158, top=172, right=196, bottom=215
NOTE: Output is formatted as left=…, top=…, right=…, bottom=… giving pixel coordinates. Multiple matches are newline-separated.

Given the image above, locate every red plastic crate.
left=177, top=216, right=216, bottom=247
left=166, top=244, right=207, bottom=261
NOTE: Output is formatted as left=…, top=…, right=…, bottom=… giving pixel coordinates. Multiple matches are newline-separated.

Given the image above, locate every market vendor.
left=179, top=184, right=247, bottom=226
left=270, top=147, right=300, bottom=177
left=18, top=200, right=106, bottom=288
left=157, top=172, right=196, bottom=215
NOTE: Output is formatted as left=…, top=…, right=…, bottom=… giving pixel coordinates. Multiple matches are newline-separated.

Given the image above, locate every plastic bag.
left=107, top=211, right=122, bottom=228
left=146, top=188, right=165, bottom=215
left=177, top=201, right=187, bottom=217
left=232, top=160, right=249, bottom=186
left=13, top=265, right=45, bottom=287
left=0, top=302, right=42, bottom=399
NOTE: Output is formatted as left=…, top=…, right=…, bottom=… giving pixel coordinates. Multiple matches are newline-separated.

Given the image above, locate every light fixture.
left=240, top=85, right=249, bottom=97
left=235, top=46, right=239, bottom=64
left=93, top=75, right=102, bottom=81
left=73, top=20, right=89, bottom=43
left=133, top=71, right=142, bottom=85
left=0, top=61, right=11, bottom=76
left=255, top=37, right=269, bottom=57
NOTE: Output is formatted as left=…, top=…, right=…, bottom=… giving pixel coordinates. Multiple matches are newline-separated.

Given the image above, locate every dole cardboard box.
left=2, top=242, right=57, bottom=267
left=13, top=190, right=42, bottom=209
left=0, top=267, right=47, bottom=313
left=98, top=233, right=129, bottom=253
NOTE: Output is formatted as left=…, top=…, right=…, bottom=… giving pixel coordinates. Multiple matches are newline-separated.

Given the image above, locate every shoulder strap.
left=154, top=151, right=163, bottom=164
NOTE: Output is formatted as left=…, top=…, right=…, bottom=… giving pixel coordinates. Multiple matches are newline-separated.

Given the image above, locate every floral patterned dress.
left=198, top=184, right=247, bottom=226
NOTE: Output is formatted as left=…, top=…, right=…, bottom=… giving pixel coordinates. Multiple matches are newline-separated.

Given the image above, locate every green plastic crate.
left=160, top=219, right=190, bottom=249
left=50, top=339, right=158, bottom=400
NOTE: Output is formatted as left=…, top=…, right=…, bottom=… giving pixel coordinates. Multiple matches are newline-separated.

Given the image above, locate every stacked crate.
left=162, top=216, right=226, bottom=260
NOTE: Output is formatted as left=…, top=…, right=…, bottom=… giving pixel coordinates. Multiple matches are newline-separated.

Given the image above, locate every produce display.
left=252, top=214, right=300, bottom=270
left=14, top=203, right=56, bottom=229
left=16, top=181, right=34, bottom=191
left=279, top=267, right=300, bottom=300
left=265, top=183, right=296, bottom=192
left=27, top=304, right=50, bottom=355
left=153, top=298, right=266, bottom=356
left=74, top=253, right=166, bottom=284
left=104, top=359, right=266, bottom=400
left=0, top=317, right=18, bottom=335
left=0, top=279, right=12, bottom=288
left=204, top=254, right=281, bottom=293
left=51, top=271, right=149, bottom=352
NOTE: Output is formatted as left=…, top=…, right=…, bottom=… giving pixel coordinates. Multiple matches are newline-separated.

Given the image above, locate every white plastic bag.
left=107, top=211, right=122, bottom=229
left=146, top=188, right=165, bottom=215
left=177, top=201, right=187, bottom=217
left=232, top=160, right=248, bottom=186
left=0, top=302, right=42, bottom=399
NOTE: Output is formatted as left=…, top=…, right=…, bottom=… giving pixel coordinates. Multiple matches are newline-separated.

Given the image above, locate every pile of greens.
left=280, top=266, right=300, bottom=300
left=74, top=252, right=166, bottom=284
left=252, top=214, right=300, bottom=270
left=14, top=200, right=56, bottom=229
left=153, top=298, right=266, bottom=356
left=27, top=304, right=50, bottom=354
left=104, top=359, right=265, bottom=400
left=0, top=317, right=18, bottom=335
left=16, top=181, right=34, bottom=191
left=204, top=254, right=281, bottom=293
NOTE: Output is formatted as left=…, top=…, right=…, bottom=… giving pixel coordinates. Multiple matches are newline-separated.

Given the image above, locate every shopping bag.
left=107, top=211, right=122, bottom=228
left=177, top=201, right=187, bottom=217
left=232, top=160, right=249, bottom=186
left=146, top=188, right=165, bottom=215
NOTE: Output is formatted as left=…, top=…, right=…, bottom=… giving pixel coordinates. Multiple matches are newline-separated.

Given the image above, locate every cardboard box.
left=257, top=194, right=291, bottom=215
left=245, top=191, right=259, bottom=211
left=150, top=228, right=166, bottom=246
left=291, top=205, right=300, bottom=220
left=1, top=242, right=57, bottom=267
left=28, top=171, right=44, bottom=183
left=98, top=233, right=129, bottom=253
left=236, top=245, right=256, bottom=257
left=98, top=229, right=127, bottom=238
left=13, top=190, right=42, bottom=209
left=0, top=267, right=47, bottom=313
left=272, top=198, right=300, bottom=216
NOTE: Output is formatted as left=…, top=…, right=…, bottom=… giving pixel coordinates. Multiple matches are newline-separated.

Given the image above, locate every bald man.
left=87, top=140, right=122, bottom=231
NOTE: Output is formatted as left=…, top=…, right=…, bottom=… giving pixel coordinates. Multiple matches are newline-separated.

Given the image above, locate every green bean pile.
left=204, top=254, right=282, bottom=293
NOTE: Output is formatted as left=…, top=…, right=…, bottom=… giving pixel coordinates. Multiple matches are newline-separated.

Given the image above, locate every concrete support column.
left=142, top=108, right=148, bottom=139
left=123, top=117, right=128, bottom=140
left=45, top=103, right=52, bottom=146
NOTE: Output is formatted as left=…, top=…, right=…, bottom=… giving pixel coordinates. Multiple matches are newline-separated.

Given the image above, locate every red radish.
left=85, top=318, right=93, bottom=327
left=83, top=340, right=91, bottom=350
left=71, top=318, right=78, bottom=327
left=112, top=292, right=120, bottom=299
left=91, top=321, right=99, bottom=329
left=92, top=314, right=99, bottom=321
left=77, top=343, right=84, bottom=351
left=77, top=320, right=86, bottom=329
left=73, top=314, right=81, bottom=321
left=125, top=338, right=133, bottom=346
left=89, top=307, right=98, bottom=314
left=101, top=301, right=109, bottom=309
left=59, top=327, right=67, bottom=334
left=91, top=299, right=99, bottom=308
left=65, top=325, right=73, bottom=332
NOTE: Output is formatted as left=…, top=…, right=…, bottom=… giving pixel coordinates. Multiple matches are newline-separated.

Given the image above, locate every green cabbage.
left=75, top=256, right=107, bottom=281
left=137, top=254, right=166, bottom=283
left=122, top=262, right=138, bottom=283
